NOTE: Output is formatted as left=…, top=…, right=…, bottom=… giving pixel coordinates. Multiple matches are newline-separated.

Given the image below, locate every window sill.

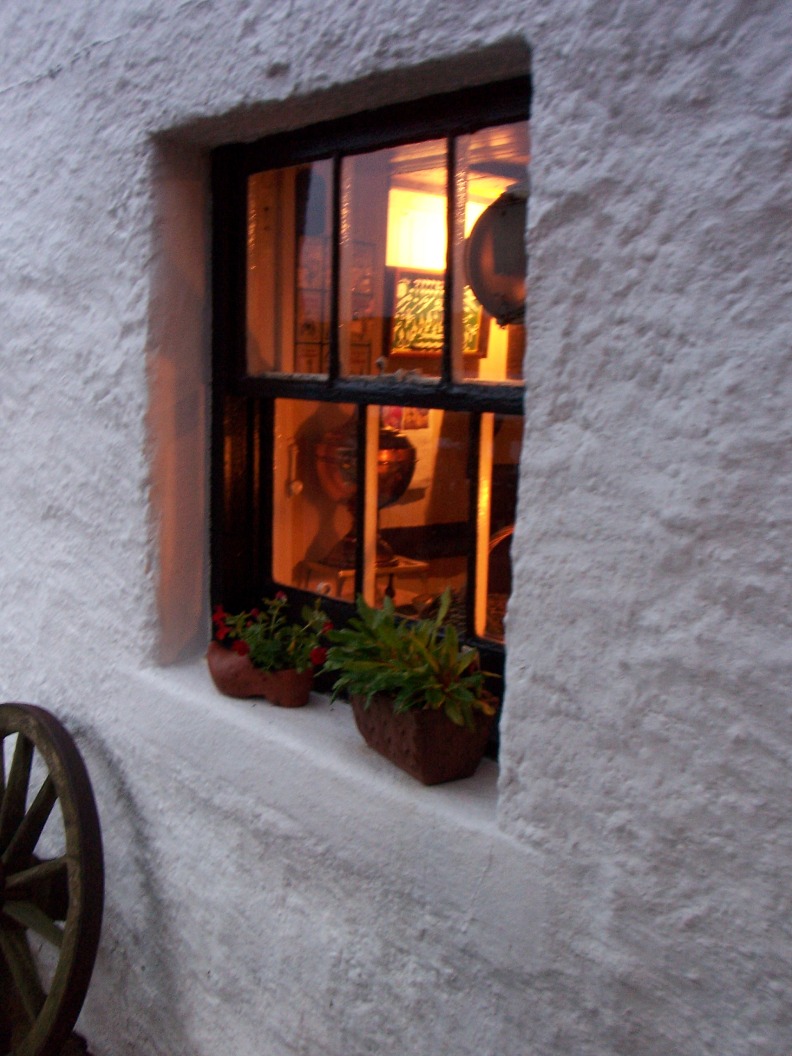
left=113, top=654, right=541, bottom=972
left=131, top=655, right=500, bottom=832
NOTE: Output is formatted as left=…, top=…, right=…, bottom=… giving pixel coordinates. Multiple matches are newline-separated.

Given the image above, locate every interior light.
left=386, top=188, right=445, bottom=271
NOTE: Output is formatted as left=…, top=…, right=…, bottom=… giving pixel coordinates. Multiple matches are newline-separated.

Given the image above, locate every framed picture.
left=381, top=406, right=403, bottom=430
left=401, top=406, right=430, bottom=430
left=461, top=285, right=488, bottom=357
left=386, top=268, right=487, bottom=358
left=381, top=405, right=430, bottom=431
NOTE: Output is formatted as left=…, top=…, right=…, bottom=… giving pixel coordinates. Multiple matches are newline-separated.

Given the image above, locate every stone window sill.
left=129, top=656, right=500, bottom=833
left=110, top=655, right=540, bottom=971
left=108, top=650, right=544, bottom=988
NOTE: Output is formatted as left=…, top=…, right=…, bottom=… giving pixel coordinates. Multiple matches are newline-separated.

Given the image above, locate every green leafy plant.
left=324, top=589, right=497, bottom=728
left=212, top=593, right=332, bottom=674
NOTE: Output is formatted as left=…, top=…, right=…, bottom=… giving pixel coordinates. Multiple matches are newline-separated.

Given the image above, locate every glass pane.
left=474, top=413, right=522, bottom=642
left=454, top=121, right=530, bottom=382
left=271, top=399, right=521, bottom=632
left=247, top=159, right=332, bottom=375
left=339, top=140, right=447, bottom=379
left=376, top=407, right=470, bottom=626
left=272, top=399, right=357, bottom=600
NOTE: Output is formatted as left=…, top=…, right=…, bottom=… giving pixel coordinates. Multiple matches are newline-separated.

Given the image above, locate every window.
left=211, top=78, right=530, bottom=689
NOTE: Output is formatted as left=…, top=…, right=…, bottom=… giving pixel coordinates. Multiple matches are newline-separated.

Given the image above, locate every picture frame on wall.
left=386, top=268, right=488, bottom=358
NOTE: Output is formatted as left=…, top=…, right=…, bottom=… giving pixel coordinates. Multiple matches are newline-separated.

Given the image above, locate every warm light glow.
left=474, top=414, right=495, bottom=637
left=385, top=188, right=490, bottom=271
left=465, top=199, right=487, bottom=235
left=386, top=188, right=445, bottom=270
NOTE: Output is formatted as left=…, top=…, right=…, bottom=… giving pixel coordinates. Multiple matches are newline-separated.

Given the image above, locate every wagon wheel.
left=0, top=704, right=104, bottom=1056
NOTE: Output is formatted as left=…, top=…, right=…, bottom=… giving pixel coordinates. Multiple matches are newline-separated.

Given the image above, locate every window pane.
left=272, top=399, right=357, bottom=600
left=339, top=141, right=447, bottom=379
left=273, top=401, right=482, bottom=620
left=474, top=413, right=522, bottom=642
left=247, top=160, right=332, bottom=375
left=454, top=121, right=530, bottom=382
left=377, top=407, right=470, bottom=622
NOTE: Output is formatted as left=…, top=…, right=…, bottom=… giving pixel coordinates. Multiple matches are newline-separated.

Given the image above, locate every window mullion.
left=329, top=152, right=342, bottom=382
left=442, top=135, right=455, bottom=385
left=465, top=413, right=482, bottom=637
left=351, top=405, right=378, bottom=603
left=361, top=405, right=380, bottom=605
left=473, top=412, right=495, bottom=638
left=352, top=407, right=365, bottom=598
left=256, top=399, right=275, bottom=597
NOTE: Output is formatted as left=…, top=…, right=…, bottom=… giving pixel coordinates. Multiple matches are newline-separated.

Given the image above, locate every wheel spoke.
left=2, top=900, right=64, bottom=948
left=5, top=854, right=68, bottom=897
left=0, top=733, right=34, bottom=853
left=0, top=926, right=47, bottom=1022
left=7, top=854, right=70, bottom=922
left=2, top=775, right=57, bottom=869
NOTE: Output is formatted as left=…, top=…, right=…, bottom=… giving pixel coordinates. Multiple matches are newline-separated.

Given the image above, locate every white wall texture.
left=0, top=1, right=790, bottom=1054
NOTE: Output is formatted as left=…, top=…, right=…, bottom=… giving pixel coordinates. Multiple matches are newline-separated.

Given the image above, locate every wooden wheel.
left=0, top=704, right=104, bottom=1056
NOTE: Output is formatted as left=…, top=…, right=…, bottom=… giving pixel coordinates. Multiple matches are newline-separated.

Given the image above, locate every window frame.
left=210, top=76, right=531, bottom=691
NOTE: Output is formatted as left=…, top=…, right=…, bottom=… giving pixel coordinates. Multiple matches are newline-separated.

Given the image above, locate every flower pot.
left=206, top=642, right=314, bottom=707
left=350, top=693, right=495, bottom=785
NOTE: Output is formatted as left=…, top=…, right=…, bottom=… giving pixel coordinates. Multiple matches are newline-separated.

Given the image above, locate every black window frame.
left=210, top=76, right=531, bottom=695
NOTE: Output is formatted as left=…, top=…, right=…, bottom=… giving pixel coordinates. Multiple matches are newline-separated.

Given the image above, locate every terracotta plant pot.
left=206, top=642, right=314, bottom=707
left=350, top=693, right=495, bottom=785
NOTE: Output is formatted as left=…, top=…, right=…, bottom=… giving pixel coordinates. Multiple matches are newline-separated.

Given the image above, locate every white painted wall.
left=0, top=2, right=789, bottom=1054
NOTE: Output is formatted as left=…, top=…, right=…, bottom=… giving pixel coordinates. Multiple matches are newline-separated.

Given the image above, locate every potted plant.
left=324, top=590, right=498, bottom=784
left=207, top=592, right=332, bottom=707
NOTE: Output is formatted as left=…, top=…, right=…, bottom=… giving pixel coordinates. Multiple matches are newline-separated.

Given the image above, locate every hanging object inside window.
left=465, top=177, right=528, bottom=327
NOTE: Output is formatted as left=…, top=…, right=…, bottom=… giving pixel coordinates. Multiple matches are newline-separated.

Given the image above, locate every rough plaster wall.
left=0, top=1, right=789, bottom=1055
left=499, top=1, right=792, bottom=1052
left=72, top=671, right=547, bottom=1056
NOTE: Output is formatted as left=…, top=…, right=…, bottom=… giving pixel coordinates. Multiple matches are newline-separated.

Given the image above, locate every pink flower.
left=232, top=640, right=250, bottom=656
left=322, top=621, right=334, bottom=635
left=275, top=591, right=288, bottom=601
left=310, top=646, right=328, bottom=667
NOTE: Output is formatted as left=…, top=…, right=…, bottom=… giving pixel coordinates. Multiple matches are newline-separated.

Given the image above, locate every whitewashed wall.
left=0, top=2, right=789, bottom=1054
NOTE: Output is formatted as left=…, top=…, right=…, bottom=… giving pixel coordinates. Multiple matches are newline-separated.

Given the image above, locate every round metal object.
left=315, top=421, right=417, bottom=567
left=0, top=704, right=104, bottom=1056
left=465, top=187, right=527, bottom=327
left=316, top=423, right=416, bottom=509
